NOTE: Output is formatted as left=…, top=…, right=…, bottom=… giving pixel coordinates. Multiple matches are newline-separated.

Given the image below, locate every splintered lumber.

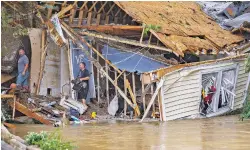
left=140, top=79, right=164, bottom=122
left=79, top=31, right=173, bottom=53
left=60, top=21, right=140, bottom=115
left=57, top=4, right=73, bottom=18
left=35, top=29, right=47, bottom=95
left=3, top=122, right=16, bottom=129
left=12, top=95, right=16, bottom=119
left=1, top=94, right=14, bottom=99
left=8, top=100, right=51, bottom=125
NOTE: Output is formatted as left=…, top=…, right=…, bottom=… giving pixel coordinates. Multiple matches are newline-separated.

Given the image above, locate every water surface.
left=12, top=115, right=250, bottom=150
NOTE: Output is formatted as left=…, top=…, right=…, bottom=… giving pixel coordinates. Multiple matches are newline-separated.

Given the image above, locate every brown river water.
left=11, top=115, right=250, bottom=150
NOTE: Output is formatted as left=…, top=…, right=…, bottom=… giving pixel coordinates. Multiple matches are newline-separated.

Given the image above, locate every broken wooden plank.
left=80, top=31, right=173, bottom=53
left=3, top=122, right=16, bottom=129
left=57, top=4, right=73, bottom=18
left=8, top=101, right=51, bottom=125
left=35, top=29, right=47, bottom=95
left=12, top=95, right=16, bottom=120
left=1, top=94, right=14, bottom=99
left=140, top=79, right=164, bottom=122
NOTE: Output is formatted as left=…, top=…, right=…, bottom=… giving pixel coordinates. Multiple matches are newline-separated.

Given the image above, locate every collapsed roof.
left=115, top=2, right=245, bottom=56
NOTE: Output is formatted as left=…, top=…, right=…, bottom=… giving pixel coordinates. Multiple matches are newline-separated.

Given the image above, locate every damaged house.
left=1, top=1, right=250, bottom=123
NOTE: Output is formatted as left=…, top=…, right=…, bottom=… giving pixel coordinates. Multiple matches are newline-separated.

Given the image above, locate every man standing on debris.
left=17, top=48, right=29, bottom=91
left=77, top=62, right=90, bottom=110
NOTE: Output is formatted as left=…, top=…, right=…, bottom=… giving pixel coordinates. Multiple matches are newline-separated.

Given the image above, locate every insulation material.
left=101, top=44, right=167, bottom=73
left=69, top=40, right=96, bottom=101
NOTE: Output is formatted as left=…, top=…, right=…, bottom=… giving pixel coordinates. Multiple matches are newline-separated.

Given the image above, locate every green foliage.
left=240, top=100, right=250, bottom=121
left=1, top=7, right=29, bottom=38
left=25, top=130, right=76, bottom=150
left=143, top=23, right=162, bottom=36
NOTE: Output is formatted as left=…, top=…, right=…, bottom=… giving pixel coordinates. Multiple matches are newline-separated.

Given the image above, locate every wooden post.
left=132, top=72, right=136, bottom=100
left=140, top=79, right=164, bottom=122
left=96, top=14, right=101, bottom=25
left=140, top=26, right=145, bottom=44
left=105, top=15, right=109, bottom=24
left=158, top=89, right=163, bottom=121
left=115, top=70, right=118, bottom=95
left=97, top=45, right=100, bottom=103
left=105, top=61, right=109, bottom=104
left=124, top=72, right=127, bottom=116
left=36, top=29, right=47, bottom=95
left=12, top=95, right=16, bottom=120
left=87, top=12, right=92, bottom=26
left=141, top=75, right=146, bottom=112
left=151, top=84, right=155, bottom=115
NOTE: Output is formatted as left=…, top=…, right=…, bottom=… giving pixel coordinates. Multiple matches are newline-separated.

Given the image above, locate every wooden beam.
left=140, top=79, right=164, bottom=122
left=47, top=2, right=55, bottom=19
left=12, top=96, right=16, bottom=120
left=132, top=72, right=136, bottom=101
left=8, top=100, right=51, bottom=125
left=79, top=31, right=173, bottom=53
left=57, top=4, right=73, bottom=18
left=36, top=29, right=47, bottom=95
left=115, top=8, right=121, bottom=17
left=69, top=1, right=78, bottom=24
left=96, top=14, right=101, bottom=25
left=115, top=70, right=118, bottom=95
left=140, top=25, right=145, bottom=44
left=87, top=12, right=92, bottom=26
left=157, top=89, right=163, bottom=121
left=1, top=94, right=14, bottom=99
left=107, top=3, right=116, bottom=15
left=124, top=72, right=127, bottom=116
left=72, top=25, right=142, bottom=31
left=105, top=58, right=109, bottom=104
left=98, top=1, right=108, bottom=13
left=97, top=45, right=100, bottom=103
left=89, top=1, right=98, bottom=12
left=80, top=1, right=88, bottom=10
left=126, top=79, right=140, bottom=116
left=105, top=15, right=109, bottom=24
left=141, top=76, right=146, bottom=112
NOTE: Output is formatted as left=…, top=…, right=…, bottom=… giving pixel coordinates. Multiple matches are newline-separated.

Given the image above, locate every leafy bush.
left=25, top=130, right=75, bottom=150
left=143, top=23, right=162, bottom=35
left=240, top=100, right=250, bottom=121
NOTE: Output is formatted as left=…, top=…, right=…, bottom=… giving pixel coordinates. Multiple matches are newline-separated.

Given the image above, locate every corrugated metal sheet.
left=101, top=44, right=167, bottom=73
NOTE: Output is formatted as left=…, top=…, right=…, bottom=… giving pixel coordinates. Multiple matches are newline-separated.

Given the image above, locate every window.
left=200, top=68, right=237, bottom=115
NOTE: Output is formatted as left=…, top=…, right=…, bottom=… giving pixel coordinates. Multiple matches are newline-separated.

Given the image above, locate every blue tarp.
left=101, top=45, right=167, bottom=73
left=69, top=41, right=96, bottom=102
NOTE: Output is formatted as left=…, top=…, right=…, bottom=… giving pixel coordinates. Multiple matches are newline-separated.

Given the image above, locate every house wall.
left=39, top=37, right=61, bottom=97
left=234, top=61, right=250, bottom=109
left=60, top=46, right=71, bottom=96
left=161, top=59, right=249, bottom=121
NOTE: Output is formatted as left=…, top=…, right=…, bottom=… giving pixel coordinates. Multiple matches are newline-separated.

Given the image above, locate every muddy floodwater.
left=11, top=115, right=250, bottom=150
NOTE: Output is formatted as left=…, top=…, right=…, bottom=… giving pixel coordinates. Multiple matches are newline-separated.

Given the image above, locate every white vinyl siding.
left=234, top=61, right=250, bottom=109
left=161, top=59, right=248, bottom=121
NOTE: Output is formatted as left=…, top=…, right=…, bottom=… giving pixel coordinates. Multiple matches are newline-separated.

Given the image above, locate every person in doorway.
left=77, top=62, right=90, bottom=110
left=16, top=48, right=29, bottom=91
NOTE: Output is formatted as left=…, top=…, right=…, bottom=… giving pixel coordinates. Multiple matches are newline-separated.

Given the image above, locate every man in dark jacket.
left=77, top=62, right=90, bottom=109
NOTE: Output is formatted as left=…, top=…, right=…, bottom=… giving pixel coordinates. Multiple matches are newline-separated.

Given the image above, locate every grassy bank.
left=25, top=129, right=76, bottom=150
